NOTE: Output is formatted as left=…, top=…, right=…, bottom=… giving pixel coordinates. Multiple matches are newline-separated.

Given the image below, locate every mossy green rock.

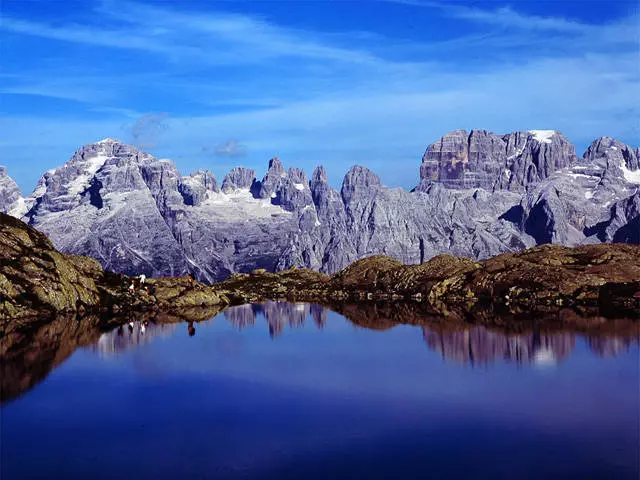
left=0, top=214, right=101, bottom=318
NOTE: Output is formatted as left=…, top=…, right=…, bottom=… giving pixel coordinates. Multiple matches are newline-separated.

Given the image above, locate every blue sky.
left=1, top=0, right=638, bottom=194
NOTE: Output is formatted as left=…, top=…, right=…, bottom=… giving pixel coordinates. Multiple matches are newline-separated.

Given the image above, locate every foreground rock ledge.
left=1, top=213, right=639, bottom=328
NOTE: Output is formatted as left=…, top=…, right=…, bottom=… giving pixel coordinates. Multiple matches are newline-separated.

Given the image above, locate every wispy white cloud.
left=97, top=0, right=380, bottom=64
left=0, top=77, right=119, bottom=103
left=1, top=1, right=380, bottom=67
left=384, top=0, right=635, bottom=35
left=429, top=2, right=587, bottom=33
left=0, top=0, right=638, bottom=194
left=0, top=17, right=200, bottom=59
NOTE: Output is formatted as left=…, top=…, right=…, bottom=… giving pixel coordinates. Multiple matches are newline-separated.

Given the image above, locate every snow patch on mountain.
left=620, top=161, right=640, bottom=184
left=68, top=155, right=108, bottom=195
left=200, top=189, right=291, bottom=220
left=8, top=197, right=28, bottom=218
left=529, top=130, right=556, bottom=144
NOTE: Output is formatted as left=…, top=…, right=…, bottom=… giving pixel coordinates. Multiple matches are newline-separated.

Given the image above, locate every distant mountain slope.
left=0, top=166, right=26, bottom=218
left=2, top=130, right=638, bottom=281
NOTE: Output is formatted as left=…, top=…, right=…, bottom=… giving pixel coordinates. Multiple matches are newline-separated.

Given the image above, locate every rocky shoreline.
left=1, top=212, right=639, bottom=332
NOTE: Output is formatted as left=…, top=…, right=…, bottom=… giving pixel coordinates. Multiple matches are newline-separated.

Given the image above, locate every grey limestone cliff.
left=417, top=129, right=577, bottom=192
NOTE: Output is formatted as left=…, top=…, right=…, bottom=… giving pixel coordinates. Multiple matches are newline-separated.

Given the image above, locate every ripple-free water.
left=2, top=303, right=639, bottom=479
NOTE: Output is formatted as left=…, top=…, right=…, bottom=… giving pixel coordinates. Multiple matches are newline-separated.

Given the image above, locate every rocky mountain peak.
left=221, top=167, right=256, bottom=193
left=341, top=165, right=381, bottom=205
left=71, top=138, right=142, bottom=165
left=257, top=157, right=287, bottom=199
left=583, top=136, right=640, bottom=170
left=268, top=156, right=284, bottom=173
left=311, top=165, right=328, bottom=185
left=287, top=167, right=308, bottom=185
left=191, top=169, right=219, bottom=191
left=269, top=167, right=313, bottom=212
left=418, top=129, right=577, bottom=193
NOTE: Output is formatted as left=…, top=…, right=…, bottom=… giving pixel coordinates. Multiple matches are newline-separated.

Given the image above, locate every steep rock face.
left=274, top=167, right=314, bottom=212
left=0, top=167, right=24, bottom=216
left=593, top=191, right=640, bottom=243
left=166, top=192, right=300, bottom=282
left=417, top=129, right=577, bottom=192
left=256, top=157, right=286, bottom=199
left=221, top=167, right=256, bottom=193
left=419, top=130, right=506, bottom=190
left=310, top=166, right=357, bottom=273
left=499, top=130, right=577, bottom=191
left=339, top=166, right=533, bottom=266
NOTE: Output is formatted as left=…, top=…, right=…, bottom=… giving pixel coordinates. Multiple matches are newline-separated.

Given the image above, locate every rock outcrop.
left=0, top=214, right=102, bottom=319
left=215, top=242, right=640, bottom=317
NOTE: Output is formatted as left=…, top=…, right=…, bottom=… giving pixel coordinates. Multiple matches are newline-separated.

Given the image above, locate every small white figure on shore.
left=139, top=274, right=146, bottom=284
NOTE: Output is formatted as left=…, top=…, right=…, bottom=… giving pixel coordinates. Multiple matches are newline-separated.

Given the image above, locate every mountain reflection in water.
left=3, top=302, right=638, bottom=404
left=81, top=302, right=639, bottom=368
left=95, top=322, right=179, bottom=357
left=1, top=302, right=638, bottom=480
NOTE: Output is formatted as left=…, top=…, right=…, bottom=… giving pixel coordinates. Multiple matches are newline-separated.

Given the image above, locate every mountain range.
left=1, top=130, right=638, bottom=282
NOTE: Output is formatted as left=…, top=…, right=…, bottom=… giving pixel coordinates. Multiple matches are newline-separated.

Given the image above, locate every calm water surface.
left=2, top=303, right=639, bottom=479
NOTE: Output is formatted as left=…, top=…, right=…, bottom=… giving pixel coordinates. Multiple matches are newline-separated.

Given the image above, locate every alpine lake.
left=2, top=302, right=638, bottom=479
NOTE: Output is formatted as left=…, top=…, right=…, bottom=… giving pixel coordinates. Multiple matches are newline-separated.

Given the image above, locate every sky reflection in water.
left=2, top=302, right=638, bottom=480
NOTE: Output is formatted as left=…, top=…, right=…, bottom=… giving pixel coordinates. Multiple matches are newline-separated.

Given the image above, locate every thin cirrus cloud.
left=387, top=0, right=587, bottom=32
left=2, top=1, right=378, bottom=66
left=0, top=0, right=637, bottom=194
left=385, top=0, right=635, bottom=35
left=94, top=0, right=380, bottom=65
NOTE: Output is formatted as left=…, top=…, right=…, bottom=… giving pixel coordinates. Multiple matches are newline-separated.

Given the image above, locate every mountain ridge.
left=1, top=129, right=638, bottom=282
